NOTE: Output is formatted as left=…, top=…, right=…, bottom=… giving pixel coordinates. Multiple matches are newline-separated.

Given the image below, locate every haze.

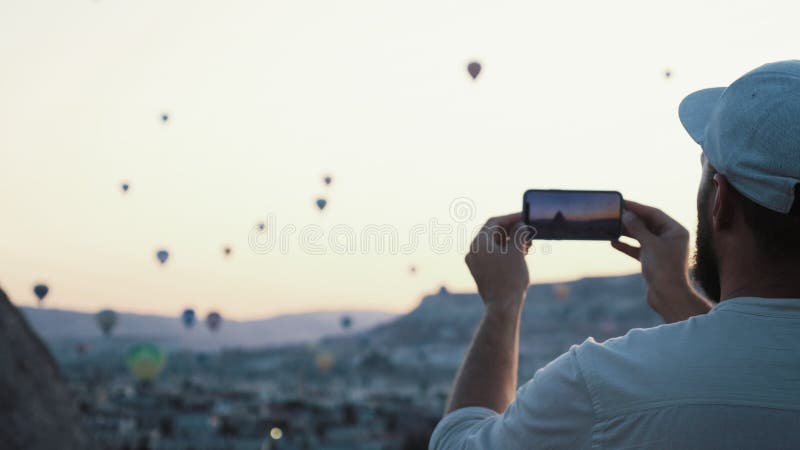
left=1, top=0, right=797, bottom=319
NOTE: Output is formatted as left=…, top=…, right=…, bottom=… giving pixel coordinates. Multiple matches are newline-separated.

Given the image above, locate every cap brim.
left=678, top=87, right=726, bottom=144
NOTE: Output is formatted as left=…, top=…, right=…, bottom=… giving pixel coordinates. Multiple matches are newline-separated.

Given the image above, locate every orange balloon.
left=553, top=283, right=570, bottom=300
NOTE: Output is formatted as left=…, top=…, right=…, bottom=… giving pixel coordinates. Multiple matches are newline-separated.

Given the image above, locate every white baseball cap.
left=679, top=60, right=800, bottom=214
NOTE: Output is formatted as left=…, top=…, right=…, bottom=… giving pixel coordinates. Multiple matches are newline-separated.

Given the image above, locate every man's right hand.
left=465, top=213, right=530, bottom=317
left=611, top=200, right=712, bottom=323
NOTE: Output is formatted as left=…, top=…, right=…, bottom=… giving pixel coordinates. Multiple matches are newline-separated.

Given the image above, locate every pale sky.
left=527, top=191, right=620, bottom=222
left=1, top=0, right=798, bottom=319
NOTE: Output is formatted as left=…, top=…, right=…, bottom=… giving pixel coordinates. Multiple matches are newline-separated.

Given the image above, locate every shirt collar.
left=711, top=297, right=800, bottom=318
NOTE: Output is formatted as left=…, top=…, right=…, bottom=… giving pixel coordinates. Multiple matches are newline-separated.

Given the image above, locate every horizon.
left=2, top=0, right=798, bottom=318
left=17, top=301, right=396, bottom=322
left=11, top=271, right=640, bottom=320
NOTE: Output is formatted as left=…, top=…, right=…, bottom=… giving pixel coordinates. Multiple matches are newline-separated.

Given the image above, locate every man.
left=429, top=60, right=800, bottom=450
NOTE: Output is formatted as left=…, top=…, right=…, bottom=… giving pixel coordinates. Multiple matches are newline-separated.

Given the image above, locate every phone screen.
left=523, top=190, right=623, bottom=240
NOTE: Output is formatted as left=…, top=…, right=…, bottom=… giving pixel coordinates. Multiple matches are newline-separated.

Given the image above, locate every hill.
left=329, top=273, right=661, bottom=377
left=20, top=307, right=396, bottom=356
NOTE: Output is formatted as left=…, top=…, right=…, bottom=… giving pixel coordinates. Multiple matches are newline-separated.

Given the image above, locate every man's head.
left=681, top=61, right=800, bottom=301
left=693, top=157, right=800, bottom=301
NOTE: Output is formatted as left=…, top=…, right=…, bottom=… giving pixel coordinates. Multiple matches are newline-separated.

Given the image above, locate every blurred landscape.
left=11, top=273, right=660, bottom=450
left=23, top=308, right=396, bottom=353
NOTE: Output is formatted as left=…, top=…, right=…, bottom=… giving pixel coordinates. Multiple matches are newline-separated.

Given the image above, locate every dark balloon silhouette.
left=340, top=315, right=353, bottom=330
left=223, top=246, right=232, bottom=257
left=323, top=175, right=333, bottom=186
left=467, top=62, right=482, bottom=80
left=206, top=312, right=222, bottom=332
left=181, top=308, right=196, bottom=329
left=95, top=309, right=118, bottom=337
left=664, top=69, right=672, bottom=79
left=121, top=182, right=130, bottom=193
left=161, top=113, right=169, bottom=123
left=257, top=222, right=266, bottom=231
left=33, top=284, right=49, bottom=304
left=156, top=250, right=169, bottom=265
left=409, top=266, right=417, bottom=275
left=316, top=198, right=327, bottom=211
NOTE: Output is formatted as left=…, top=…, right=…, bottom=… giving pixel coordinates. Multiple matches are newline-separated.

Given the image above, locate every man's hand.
left=465, top=213, right=531, bottom=317
left=445, top=213, right=530, bottom=414
left=611, top=200, right=712, bottom=323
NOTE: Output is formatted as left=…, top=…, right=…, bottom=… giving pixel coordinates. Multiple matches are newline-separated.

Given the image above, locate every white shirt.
left=429, top=297, right=800, bottom=450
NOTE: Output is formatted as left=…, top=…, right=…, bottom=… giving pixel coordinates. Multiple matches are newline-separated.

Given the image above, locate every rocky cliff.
left=0, top=287, right=89, bottom=450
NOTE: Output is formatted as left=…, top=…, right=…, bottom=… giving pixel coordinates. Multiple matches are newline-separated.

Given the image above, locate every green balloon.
left=126, top=343, right=166, bottom=382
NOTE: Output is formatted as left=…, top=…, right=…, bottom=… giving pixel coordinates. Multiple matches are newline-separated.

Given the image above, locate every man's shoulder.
left=574, top=313, right=710, bottom=362
left=568, top=314, right=721, bottom=418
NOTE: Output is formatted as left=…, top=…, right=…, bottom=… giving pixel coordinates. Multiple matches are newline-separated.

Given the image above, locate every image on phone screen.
left=523, top=190, right=623, bottom=240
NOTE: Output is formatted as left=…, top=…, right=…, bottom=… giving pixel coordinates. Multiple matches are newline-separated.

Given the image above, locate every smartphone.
left=523, top=190, right=623, bottom=240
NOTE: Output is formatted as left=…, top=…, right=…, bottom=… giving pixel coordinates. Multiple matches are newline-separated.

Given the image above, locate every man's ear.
left=712, top=174, right=736, bottom=231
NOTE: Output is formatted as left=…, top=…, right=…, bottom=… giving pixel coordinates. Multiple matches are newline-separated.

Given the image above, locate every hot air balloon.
left=126, top=343, right=166, bottom=382
left=467, top=61, right=482, bottom=80
left=181, top=308, right=196, bottom=329
left=96, top=309, right=118, bottom=336
left=315, top=352, right=334, bottom=372
left=409, top=265, right=417, bottom=275
left=664, top=69, right=672, bottom=79
left=323, top=175, right=332, bottom=186
left=257, top=222, right=266, bottom=231
left=553, top=283, right=570, bottom=301
left=206, top=312, right=222, bottom=332
left=340, top=315, right=353, bottom=330
left=121, top=182, right=130, bottom=193
left=223, top=246, right=232, bottom=257
left=160, top=113, right=169, bottom=123
left=156, top=249, right=169, bottom=265
left=33, top=284, right=49, bottom=305
left=315, top=198, right=327, bottom=211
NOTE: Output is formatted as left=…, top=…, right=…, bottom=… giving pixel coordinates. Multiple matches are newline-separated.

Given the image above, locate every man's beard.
left=692, top=203, right=722, bottom=302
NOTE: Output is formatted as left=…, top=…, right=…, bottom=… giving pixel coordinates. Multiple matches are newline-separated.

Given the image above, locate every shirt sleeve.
left=429, top=344, right=596, bottom=450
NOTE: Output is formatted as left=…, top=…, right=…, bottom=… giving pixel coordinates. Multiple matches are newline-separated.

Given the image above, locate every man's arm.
left=430, top=213, right=596, bottom=450
left=431, top=201, right=708, bottom=450
left=611, top=200, right=713, bottom=323
left=446, top=300, right=523, bottom=413
left=446, top=213, right=529, bottom=414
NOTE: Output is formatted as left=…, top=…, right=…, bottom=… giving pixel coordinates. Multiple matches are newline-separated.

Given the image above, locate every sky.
left=1, top=0, right=799, bottom=319
left=526, top=191, right=620, bottom=222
